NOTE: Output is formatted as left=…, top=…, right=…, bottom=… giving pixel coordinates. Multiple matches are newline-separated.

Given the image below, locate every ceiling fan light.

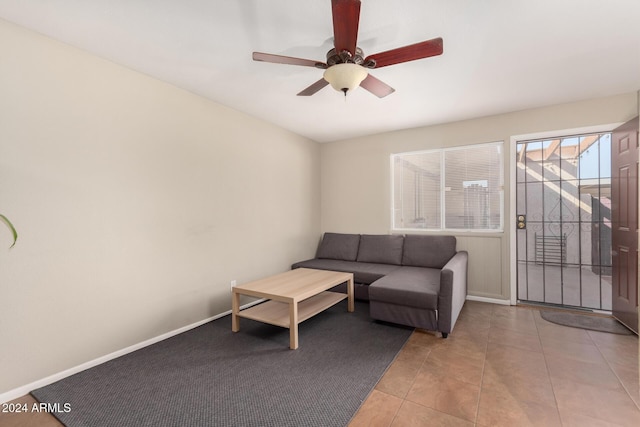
left=323, top=63, right=368, bottom=95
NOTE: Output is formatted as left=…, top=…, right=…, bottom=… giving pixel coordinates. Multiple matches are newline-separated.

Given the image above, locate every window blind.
left=392, top=142, right=503, bottom=231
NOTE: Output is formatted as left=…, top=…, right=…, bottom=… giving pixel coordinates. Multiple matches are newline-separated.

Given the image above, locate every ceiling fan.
left=252, top=0, right=443, bottom=98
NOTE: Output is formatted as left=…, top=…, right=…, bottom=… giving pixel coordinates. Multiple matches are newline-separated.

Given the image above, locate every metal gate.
left=516, top=133, right=612, bottom=310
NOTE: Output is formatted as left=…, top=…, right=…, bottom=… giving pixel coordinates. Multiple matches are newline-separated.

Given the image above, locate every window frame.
left=391, top=141, right=505, bottom=233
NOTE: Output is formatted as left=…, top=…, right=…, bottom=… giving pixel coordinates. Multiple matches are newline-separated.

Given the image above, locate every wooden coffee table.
left=231, top=268, right=354, bottom=349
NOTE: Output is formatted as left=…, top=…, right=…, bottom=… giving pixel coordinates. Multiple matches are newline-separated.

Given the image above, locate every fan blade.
left=253, top=52, right=327, bottom=68
left=297, top=79, right=329, bottom=96
left=359, top=74, right=395, bottom=98
left=332, top=0, right=361, bottom=55
left=364, top=37, right=443, bottom=68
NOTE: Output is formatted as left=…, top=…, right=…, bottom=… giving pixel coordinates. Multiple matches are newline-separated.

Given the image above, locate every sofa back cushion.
left=402, top=235, right=457, bottom=268
left=316, top=233, right=361, bottom=261
left=356, top=234, right=404, bottom=265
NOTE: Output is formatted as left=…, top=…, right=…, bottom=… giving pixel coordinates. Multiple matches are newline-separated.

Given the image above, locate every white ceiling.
left=1, top=0, right=638, bottom=142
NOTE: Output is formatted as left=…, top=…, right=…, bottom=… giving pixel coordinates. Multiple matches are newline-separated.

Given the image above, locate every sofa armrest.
left=437, top=251, right=468, bottom=335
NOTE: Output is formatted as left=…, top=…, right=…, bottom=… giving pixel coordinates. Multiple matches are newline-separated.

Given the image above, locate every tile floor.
left=1, top=301, right=638, bottom=427
left=349, top=301, right=640, bottom=427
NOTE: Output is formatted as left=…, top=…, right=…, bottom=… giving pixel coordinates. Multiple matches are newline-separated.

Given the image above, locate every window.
left=392, top=142, right=504, bottom=231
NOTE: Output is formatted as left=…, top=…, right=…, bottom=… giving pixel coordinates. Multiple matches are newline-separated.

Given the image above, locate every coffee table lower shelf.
left=237, top=291, right=347, bottom=328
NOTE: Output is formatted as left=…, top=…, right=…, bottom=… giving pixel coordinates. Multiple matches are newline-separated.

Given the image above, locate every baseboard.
left=0, top=299, right=265, bottom=404
left=466, top=295, right=512, bottom=305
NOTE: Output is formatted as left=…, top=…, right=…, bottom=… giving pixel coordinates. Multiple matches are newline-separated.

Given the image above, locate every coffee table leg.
left=347, top=277, right=355, bottom=312
left=232, top=290, right=240, bottom=332
left=289, top=302, right=299, bottom=350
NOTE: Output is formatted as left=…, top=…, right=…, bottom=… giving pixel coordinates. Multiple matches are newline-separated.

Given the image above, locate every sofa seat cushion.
left=369, top=267, right=440, bottom=310
left=291, top=259, right=401, bottom=284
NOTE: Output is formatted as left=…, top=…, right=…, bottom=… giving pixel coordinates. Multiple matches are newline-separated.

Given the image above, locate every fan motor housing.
left=324, top=48, right=375, bottom=68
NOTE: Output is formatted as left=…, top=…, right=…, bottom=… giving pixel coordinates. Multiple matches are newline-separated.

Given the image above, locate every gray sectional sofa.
left=292, top=233, right=468, bottom=337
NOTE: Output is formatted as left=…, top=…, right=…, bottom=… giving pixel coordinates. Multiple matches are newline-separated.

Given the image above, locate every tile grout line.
left=348, top=330, right=422, bottom=427
left=389, top=331, right=433, bottom=426
left=472, top=305, right=494, bottom=427
left=533, top=307, right=565, bottom=425
left=586, top=330, right=640, bottom=412
left=392, top=331, right=419, bottom=427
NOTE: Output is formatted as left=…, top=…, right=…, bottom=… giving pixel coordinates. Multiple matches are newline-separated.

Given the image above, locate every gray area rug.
left=31, top=301, right=412, bottom=427
left=540, top=310, right=633, bottom=335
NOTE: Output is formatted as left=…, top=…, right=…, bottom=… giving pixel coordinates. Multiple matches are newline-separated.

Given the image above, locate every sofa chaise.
left=292, top=232, right=468, bottom=337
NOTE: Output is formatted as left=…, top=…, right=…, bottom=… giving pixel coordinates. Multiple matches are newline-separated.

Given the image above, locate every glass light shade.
left=323, top=63, right=368, bottom=94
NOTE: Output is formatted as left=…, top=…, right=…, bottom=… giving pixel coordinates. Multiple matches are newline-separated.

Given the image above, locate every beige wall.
left=0, top=19, right=320, bottom=395
left=320, top=92, right=639, bottom=300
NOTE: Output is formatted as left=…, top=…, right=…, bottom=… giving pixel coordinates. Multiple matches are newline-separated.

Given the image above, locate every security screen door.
left=516, top=133, right=613, bottom=310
